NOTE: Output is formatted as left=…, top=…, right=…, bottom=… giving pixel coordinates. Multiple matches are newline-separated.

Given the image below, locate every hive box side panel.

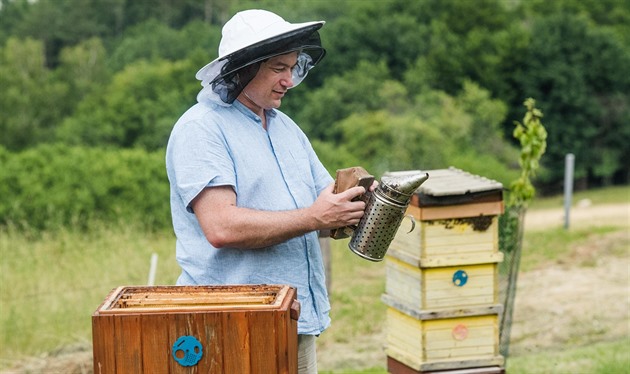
left=409, top=201, right=504, bottom=221
left=421, top=218, right=499, bottom=266
left=385, top=308, right=503, bottom=371
left=385, top=308, right=424, bottom=371
left=390, top=215, right=502, bottom=267
left=201, top=312, right=225, bottom=373
left=167, top=312, right=225, bottom=374
left=422, top=218, right=497, bottom=250
left=386, top=257, right=423, bottom=310
left=385, top=259, right=499, bottom=311
left=287, top=311, right=298, bottom=372
left=276, top=309, right=289, bottom=374
left=423, top=264, right=498, bottom=310
left=248, top=310, right=279, bottom=374
left=140, top=314, right=170, bottom=372
left=114, top=315, right=143, bottom=372
left=424, top=315, right=498, bottom=361
left=92, top=315, right=116, bottom=374
left=390, top=224, right=422, bottom=260
left=274, top=307, right=298, bottom=374
left=222, top=311, right=251, bottom=374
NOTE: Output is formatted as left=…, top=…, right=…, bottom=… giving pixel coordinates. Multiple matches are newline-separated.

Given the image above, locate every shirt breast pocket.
left=285, top=147, right=317, bottom=198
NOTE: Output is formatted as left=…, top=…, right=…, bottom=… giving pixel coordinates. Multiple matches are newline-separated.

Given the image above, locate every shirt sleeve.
left=167, top=119, right=235, bottom=212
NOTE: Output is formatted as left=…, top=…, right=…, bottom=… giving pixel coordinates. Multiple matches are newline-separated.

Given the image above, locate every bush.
left=0, top=144, right=170, bottom=231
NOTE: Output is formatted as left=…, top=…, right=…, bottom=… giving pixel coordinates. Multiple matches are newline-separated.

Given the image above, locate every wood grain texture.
left=92, top=285, right=298, bottom=373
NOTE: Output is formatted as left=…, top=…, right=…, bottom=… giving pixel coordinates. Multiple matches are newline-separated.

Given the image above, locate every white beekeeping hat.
left=196, top=9, right=326, bottom=104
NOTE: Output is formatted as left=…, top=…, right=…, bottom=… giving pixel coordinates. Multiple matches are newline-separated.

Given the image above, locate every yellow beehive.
left=390, top=213, right=503, bottom=268
left=384, top=304, right=504, bottom=372
left=382, top=168, right=505, bottom=373
left=388, top=168, right=504, bottom=268
left=385, top=254, right=501, bottom=311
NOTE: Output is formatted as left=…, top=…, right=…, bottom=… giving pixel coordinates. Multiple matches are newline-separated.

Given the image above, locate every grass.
left=0, top=222, right=181, bottom=367
left=0, top=186, right=628, bottom=372
left=323, top=243, right=387, bottom=343
left=519, top=225, right=627, bottom=272
left=505, top=340, right=630, bottom=374
left=529, top=185, right=629, bottom=210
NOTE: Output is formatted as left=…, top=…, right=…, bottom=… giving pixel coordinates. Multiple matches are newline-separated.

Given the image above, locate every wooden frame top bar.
left=95, top=284, right=292, bottom=314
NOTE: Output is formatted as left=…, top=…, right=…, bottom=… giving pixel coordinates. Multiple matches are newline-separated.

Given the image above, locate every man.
left=165, top=9, right=368, bottom=373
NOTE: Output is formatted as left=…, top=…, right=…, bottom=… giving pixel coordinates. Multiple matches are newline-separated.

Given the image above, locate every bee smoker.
left=347, top=171, right=429, bottom=261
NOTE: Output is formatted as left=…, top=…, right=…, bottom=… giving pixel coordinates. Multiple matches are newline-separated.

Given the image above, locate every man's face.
left=240, top=51, right=299, bottom=112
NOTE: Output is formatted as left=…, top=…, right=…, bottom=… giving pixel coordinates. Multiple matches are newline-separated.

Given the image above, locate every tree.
left=107, top=20, right=221, bottom=72
left=55, top=57, right=200, bottom=150
left=455, top=80, right=509, bottom=157
left=315, top=1, right=427, bottom=85
left=294, top=60, right=400, bottom=142
left=11, top=0, right=125, bottom=67
left=56, top=37, right=110, bottom=113
left=515, top=12, right=630, bottom=187
left=338, top=110, right=449, bottom=176
left=0, top=37, right=68, bottom=150
left=0, top=0, right=30, bottom=46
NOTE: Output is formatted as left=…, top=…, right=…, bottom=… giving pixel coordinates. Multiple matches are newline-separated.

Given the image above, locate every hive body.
left=92, top=284, right=299, bottom=374
left=383, top=168, right=505, bottom=373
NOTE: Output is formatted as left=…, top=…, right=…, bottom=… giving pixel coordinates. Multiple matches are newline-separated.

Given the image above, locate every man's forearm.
left=206, top=204, right=320, bottom=249
left=192, top=184, right=366, bottom=249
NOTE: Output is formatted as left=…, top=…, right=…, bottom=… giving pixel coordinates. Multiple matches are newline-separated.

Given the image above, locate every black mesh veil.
left=210, top=25, right=326, bottom=104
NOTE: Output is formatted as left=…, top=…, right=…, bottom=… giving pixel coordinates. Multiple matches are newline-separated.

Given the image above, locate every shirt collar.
left=232, top=100, right=277, bottom=122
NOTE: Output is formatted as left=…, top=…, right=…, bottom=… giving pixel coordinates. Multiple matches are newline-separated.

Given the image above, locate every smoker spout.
left=380, top=171, right=430, bottom=204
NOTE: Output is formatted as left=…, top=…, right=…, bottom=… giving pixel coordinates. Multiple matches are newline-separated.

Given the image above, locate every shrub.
left=0, top=144, right=170, bottom=231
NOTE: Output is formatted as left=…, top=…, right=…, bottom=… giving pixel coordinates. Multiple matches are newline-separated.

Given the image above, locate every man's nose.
left=280, top=71, right=294, bottom=88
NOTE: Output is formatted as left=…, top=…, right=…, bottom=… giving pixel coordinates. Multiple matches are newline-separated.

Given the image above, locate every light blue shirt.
left=165, top=99, right=333, bottom=335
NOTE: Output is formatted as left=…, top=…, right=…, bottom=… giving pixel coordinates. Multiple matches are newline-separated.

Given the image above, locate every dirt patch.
left=509, top=232, right=629, bottom=355
left=1, top=344, right=92, bottom=374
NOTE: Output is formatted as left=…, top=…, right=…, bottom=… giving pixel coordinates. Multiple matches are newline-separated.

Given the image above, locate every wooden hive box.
left=382, top=297, right=504, bottom=372
left=92, top=284, right=299, bottom=374
left=385, top=252, right=501, bottom=311
left=388, top=168, right=504, bottom=268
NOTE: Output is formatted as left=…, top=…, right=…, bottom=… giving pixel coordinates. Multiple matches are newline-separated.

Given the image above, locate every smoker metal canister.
left=348, top=171, right=429, bottom=261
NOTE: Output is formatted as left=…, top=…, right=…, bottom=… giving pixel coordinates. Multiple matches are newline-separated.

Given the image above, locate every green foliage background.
left=1, top=0, right=629, bottom=230
left=0, top=145, right=169, bottom=230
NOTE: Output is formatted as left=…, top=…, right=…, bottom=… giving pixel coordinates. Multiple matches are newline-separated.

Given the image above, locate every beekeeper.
left=165, top=9, right=368, bottom=373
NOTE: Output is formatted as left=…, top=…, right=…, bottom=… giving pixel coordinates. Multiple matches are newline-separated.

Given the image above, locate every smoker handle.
left=330, top=166, right=374, bottom=240
left=405, top=214, right=416, bottom=233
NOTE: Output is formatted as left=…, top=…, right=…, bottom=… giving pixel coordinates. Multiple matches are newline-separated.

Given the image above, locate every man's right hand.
left=309, top=182, right=367, bottom=229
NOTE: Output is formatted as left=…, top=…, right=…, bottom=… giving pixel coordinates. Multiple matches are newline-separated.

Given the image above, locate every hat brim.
left=196, top=21, right=324, bottom=84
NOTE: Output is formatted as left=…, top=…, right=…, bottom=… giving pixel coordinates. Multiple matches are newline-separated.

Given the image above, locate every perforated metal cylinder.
left=347, top=171, right=429, bottom=262
left=348, top=191, right=407, bottom=262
